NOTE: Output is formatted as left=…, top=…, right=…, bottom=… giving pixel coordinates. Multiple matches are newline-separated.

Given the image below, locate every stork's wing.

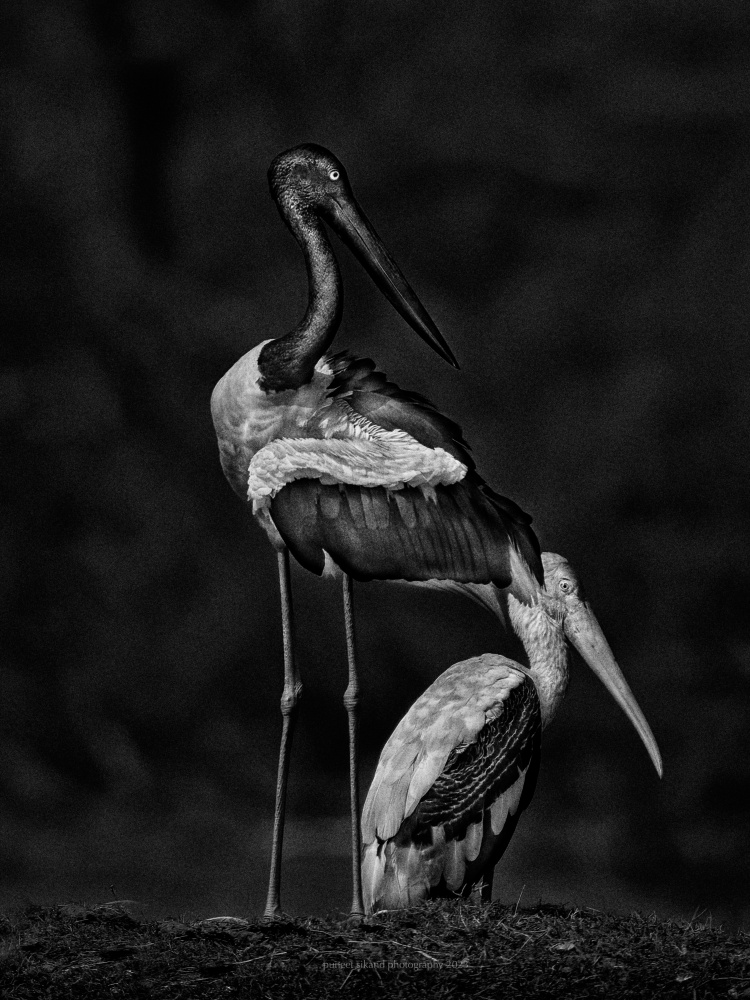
left=361, top=657, right=541, bottom=911
left=326, top=353, right=542, bottom=582
left=271, top=479, right=537, bottom=592
left=414, top=679, right=539, bottom=838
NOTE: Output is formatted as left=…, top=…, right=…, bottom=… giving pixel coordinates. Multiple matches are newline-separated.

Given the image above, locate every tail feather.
left=407, top=540, right=542, bottom=616
left=409, top=579, right=510, bottom=627
left=361, top=839, right=387, bottom=913
left=463, top=818, right=483, bottom=863
left=362, top=836, right=431, bottom=913
left=364, top=810, right=511, bottom=911
left=444, top=837, right=466, bottom=891
left=424, top=825, right=447, bottom=886
left=489, top=768, right=528, bottom=836
left=507, top=545, right=541, bottom=606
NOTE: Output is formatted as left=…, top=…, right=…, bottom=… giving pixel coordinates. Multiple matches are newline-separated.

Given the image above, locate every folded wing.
left=270, top=478, right=538, bottom=592
left=361, top=656, right=541, bottom=912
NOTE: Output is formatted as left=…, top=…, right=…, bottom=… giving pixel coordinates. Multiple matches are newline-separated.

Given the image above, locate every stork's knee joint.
left=343, top=684, right=359, bottom=712
left=281, top=681, right=302, bottom=715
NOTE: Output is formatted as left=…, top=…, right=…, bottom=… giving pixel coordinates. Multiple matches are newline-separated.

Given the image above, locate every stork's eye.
left=559, top=578, right=573, bottom=594
left=328, top=169, right=340, bottom=180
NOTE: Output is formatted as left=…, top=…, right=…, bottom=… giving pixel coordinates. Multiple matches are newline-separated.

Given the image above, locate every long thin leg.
left=264, top=548, right=301, bottom=920
left=342, top=573, right=365, bottom=917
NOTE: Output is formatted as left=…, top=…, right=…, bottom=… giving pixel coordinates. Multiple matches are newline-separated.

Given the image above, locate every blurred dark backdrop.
left=2, top=1, right=749, bottom=927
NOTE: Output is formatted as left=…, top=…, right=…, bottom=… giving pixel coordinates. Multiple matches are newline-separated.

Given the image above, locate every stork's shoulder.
left=381, top=655, right=530, bottom=753
left=425, top=655, right=532, bottom=718
left=211, top=343, right=333, bottom=429
left=211, top=342, right=266, bottom=424
left=211, top=344, right=335, bottom=496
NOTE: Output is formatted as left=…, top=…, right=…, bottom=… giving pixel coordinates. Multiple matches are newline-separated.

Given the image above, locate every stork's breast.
left=211, top=346, right=334, bottom=492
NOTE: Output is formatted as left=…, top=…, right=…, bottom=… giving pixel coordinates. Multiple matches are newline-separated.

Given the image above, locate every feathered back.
left=361, top=654, right=541, bottom=912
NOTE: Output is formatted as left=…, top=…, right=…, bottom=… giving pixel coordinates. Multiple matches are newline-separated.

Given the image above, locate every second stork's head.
left=266, top=144, right=458, bottom=373
left=511, top=552, right=663, bottom=777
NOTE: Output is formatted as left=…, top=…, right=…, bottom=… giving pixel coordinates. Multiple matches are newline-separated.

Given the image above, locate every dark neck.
left=258, top=203, right=342, bottom=393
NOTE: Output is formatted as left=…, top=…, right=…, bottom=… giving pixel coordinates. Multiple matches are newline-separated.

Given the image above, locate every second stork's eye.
left=559, top=579, right=573, bottom=594
left=328, top=169, right=340, bottom=180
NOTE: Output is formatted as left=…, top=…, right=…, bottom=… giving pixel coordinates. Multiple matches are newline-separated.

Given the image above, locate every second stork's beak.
left=323, top=191, right=459, bottom=369
left=564, top=602, right=663, bottom=777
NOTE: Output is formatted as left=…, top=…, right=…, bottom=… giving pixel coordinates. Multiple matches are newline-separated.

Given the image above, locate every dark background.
left=2, top=1, right=749, bottom=927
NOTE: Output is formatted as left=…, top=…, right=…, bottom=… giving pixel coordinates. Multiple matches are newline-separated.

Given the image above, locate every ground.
left=0, top=900, right=747, bottom=998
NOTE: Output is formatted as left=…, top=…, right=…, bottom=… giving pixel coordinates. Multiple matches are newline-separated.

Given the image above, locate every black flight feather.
left=414, top=679, right=541, bottom=842
left=271, top=480, right=522, bottom=586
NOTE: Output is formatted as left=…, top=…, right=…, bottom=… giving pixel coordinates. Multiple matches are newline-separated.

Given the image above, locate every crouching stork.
left=361, top=553, right=662, bottom=911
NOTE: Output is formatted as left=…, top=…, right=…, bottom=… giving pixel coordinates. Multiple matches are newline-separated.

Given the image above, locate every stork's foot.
left=200, top=916, right=250, bottom=929
left=261, top=906, right=294, bottom=925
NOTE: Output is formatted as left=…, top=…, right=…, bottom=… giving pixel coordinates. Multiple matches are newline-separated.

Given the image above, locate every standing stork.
left=361, top=553, right=663, bottom=912
left=210, top=144, right=542, bottom=918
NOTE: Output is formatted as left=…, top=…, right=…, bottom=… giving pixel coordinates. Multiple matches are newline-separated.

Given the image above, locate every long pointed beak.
left=323, top=192, right=459, bottom=369
left=564, top=602, right=663, bottom=777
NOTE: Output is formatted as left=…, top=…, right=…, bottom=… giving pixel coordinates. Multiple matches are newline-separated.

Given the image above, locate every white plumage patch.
left=489, top=768, right=528, bottom=835
left=247, top=435, right=467, bottom=501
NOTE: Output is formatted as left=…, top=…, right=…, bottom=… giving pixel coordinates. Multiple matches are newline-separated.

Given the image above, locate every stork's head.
left=267, top=144, right=458, bottom=368
left=268, top=144, right=350, bottom=215
left=537, top=552, right=663, bottom=777
left=540, top=551, right=586, bottom=618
